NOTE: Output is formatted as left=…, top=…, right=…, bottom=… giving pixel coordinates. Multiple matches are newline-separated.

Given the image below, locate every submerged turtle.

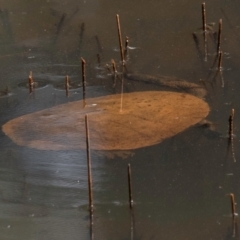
left=2, top=87, right=209, bottom=151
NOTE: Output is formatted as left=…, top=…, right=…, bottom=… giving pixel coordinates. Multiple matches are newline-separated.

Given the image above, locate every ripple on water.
left=53, top=81, right=82, bottom=90
left=18, top=79, right=50, bottom=90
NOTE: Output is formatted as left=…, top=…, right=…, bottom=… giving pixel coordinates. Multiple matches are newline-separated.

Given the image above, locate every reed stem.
left=116, top=14, right=125, bottom=64
left=218, top=51, right=223, bottom=71
left=28, top=71, right=34, bottom=93
left=230, top=193, right=236, bottom=218
left=81, top=58, right=86, bottom=108
left=217, top=19, right=222, bottom=56
left=202, top=2, right=208, bottom=61
left=65, top=75, right=69, bottom=97
left=97, top=54, right=101, bottom=66
left=85, top=114, right=93, bottom=212
left=202, top=3, right=207, bottom=37
left=229, top=109, right=234, bottom=140
left=128, top=163, right=133, bottom=209
left=111, top=59, right=117, bottom=74
left=124, top=36, right=129, bottom=56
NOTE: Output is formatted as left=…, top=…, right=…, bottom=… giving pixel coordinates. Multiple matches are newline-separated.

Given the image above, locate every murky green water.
left=1, top=0, right=240, bottom=239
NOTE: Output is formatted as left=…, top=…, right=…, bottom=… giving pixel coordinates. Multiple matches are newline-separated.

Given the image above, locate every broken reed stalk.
left=65, top=75, right=69, bottom=97
left=116, top=14, right=125, bottom=64
left=28, top=71, right=34, bottom=93
left=229, top=109, right=235, bottom=140
left=85, top=114, right=93, bottom=213
left=128, top=163, right=133, bottom=209
left=111, top=59, right=117, bottom=74
left=218, top=51, right=223, bottom=71
left=81, top=58, right=87, bottom=108
left=217, top=19, right=222, bottom=56
left=230, top=193, right=236, bottom=218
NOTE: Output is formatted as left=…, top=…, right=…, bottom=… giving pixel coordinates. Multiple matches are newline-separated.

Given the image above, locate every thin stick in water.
left=229, top=109, right=234, bottom=140
left=97, top=54, right=101, bottom=66
left=202, top=2, right=208, bottom=61
left=116, top=14, right=125, bottom=64
left=202, top=2, right=207, bottom=35
left=217, top=19, right=222, bottom=56
left=124, top=36, right=129, bottom=56
left=28, top=71, right=34, bottom=93
left=90, top=211, right=94, bottom=240
left=81, top=57, right=87, bottom=108
left=128, top=163, right=133, bottom=209
left=85, top=114, right=93, bottom=213
left=232, top=216, right=237, bottom=238
left=130, top=210, right=134, bottom=240
left=65, top=75, right=69, bottom=97
left=111, top=59, right=117, bottom=74
left=218, top=51, right=223, bottom=72
left=230, top=193, right=236, bottom=218
left=204, top=36, right=208, bottom=62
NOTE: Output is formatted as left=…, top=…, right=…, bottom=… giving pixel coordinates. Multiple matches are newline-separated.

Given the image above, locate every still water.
left=1, top=0, right=240, bottom=239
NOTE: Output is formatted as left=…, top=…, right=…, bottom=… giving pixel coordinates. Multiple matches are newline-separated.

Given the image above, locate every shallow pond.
left=1, top=0, right=240, bottom=239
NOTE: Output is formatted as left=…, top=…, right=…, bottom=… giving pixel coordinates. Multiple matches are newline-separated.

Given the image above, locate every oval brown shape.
left=2, top=91, right=209, bottom=151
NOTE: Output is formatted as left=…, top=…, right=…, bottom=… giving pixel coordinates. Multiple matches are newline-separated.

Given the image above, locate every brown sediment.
left=2, top=91, right=210, bottom=151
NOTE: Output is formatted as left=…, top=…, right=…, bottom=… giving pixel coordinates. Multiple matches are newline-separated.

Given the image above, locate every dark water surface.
left=1, top=0, right=240, bottom=239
